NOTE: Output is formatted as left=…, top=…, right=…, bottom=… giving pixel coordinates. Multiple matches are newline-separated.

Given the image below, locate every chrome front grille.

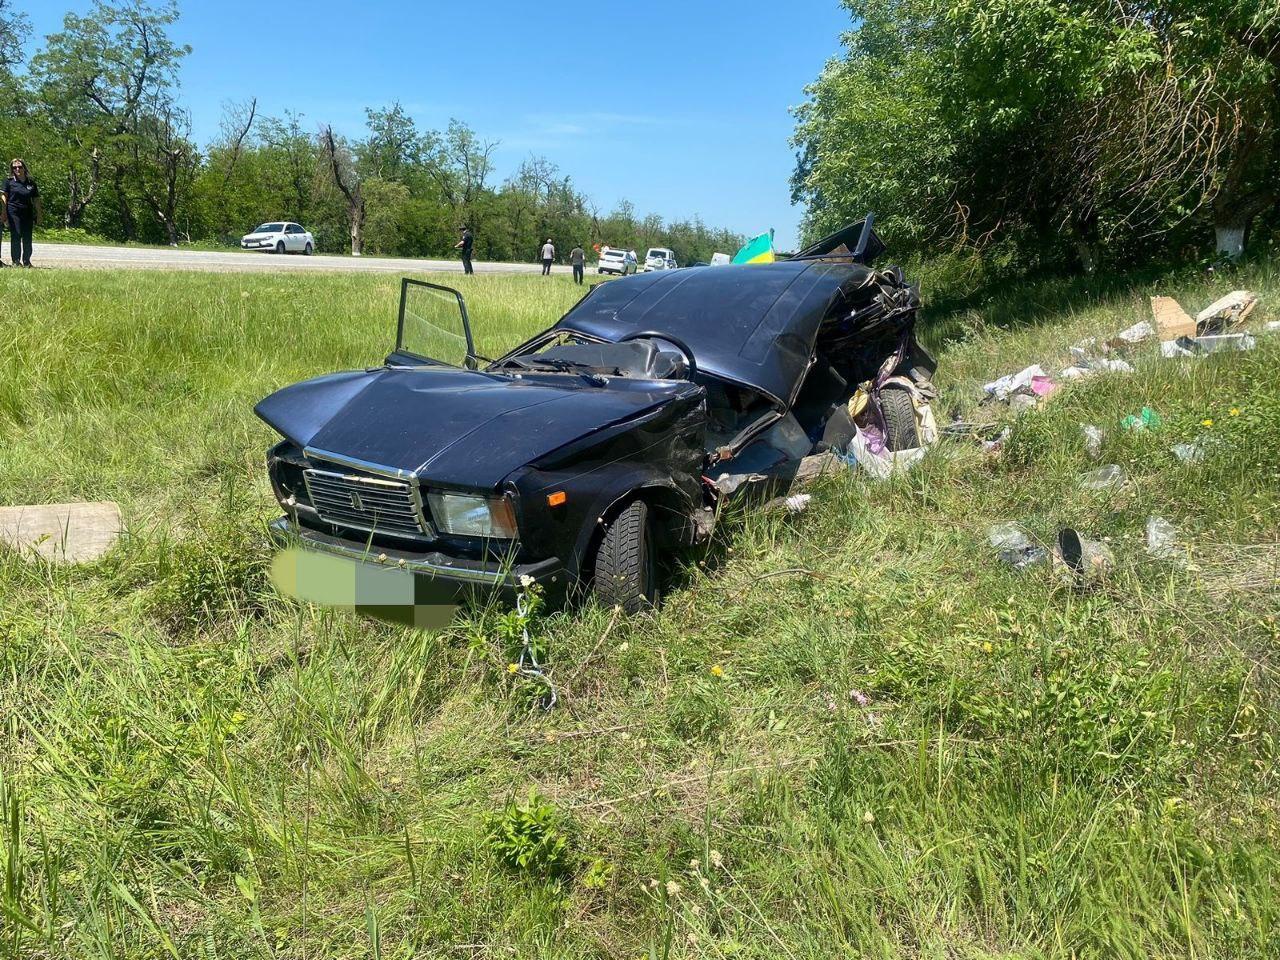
left=303, top=468, right=428, bottom=537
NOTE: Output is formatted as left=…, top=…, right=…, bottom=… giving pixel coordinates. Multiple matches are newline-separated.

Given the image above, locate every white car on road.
left=241, top=222, right=315, bottom=255
left=597, top=247, right=638, bottom=276
left=644, top=247, right=678, bottom=271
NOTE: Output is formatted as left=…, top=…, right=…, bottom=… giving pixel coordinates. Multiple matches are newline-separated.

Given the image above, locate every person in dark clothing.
left=3, top=159, right=41, bottom=268
left=540, top=238, right=555, bottom=276
left=569, top=245, right=585, bottom=284
left=455, top=226, right=474, bottom=274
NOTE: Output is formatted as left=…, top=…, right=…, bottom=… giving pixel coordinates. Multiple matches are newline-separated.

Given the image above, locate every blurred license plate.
left=270, top=547, right=457, bottom=630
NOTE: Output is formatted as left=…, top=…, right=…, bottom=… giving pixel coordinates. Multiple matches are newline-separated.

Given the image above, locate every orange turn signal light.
left=547, top=491, right=567, bottom=507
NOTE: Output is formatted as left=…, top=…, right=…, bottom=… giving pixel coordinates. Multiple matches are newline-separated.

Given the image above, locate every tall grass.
left=0, top=263, right=1277, bottom=958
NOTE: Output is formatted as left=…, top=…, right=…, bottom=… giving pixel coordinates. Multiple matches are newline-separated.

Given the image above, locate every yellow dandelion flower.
left=981, top=641, right=994, bottom=654
left=710, top=664, right=724, bottom=677
left=1230, top=408, right=1240, bottom=416
left=1202, top=418, right=1214, bottom=428
left=507, top=663, right=519, bottom=674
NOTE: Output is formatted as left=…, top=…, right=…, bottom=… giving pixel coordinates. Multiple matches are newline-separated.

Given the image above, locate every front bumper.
left=267, top=516, right=566, bottom=603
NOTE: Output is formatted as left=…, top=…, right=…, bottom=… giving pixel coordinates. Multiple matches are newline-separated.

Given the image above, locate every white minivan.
left=644, top=247, right=678, bottom=271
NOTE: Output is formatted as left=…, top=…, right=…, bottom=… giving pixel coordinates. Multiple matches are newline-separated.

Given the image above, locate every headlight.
left=427, top=492, right=518, bottom=539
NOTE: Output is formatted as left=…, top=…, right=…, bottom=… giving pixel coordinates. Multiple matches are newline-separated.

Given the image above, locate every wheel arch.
left=574, top=478, right=695, bottom=586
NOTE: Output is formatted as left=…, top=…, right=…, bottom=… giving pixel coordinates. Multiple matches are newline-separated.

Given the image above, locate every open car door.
left=391, top=279, right=478, bottom=369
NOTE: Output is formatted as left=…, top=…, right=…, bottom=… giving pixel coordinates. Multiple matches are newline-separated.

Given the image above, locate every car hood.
left=255, top=366, right=690, bottom=488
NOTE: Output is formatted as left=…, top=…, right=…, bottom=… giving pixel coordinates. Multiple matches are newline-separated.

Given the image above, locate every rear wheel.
left=593, top=499, right=658, bottom=614
left=881, top=387, right=920, bottom=451
left=275, top=241, right=285, bottom=255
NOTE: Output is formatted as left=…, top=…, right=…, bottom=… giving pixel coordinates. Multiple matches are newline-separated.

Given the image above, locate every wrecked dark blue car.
left=256, top=221, right=933, bottom=613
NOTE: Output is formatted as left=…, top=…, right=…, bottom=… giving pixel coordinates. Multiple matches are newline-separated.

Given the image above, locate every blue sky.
left=25, top=1, right=851, bottom=249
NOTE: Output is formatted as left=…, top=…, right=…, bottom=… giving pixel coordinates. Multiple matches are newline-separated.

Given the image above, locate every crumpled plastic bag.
left=847, top=427, right=928, bottom=480
left=982, top=364, right=1046, bottom=401
left=1146, top=516, right=1181, bottom=560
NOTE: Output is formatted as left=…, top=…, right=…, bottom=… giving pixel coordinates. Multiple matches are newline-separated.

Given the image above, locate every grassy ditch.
left=0, top=263, right=1277, bottom=958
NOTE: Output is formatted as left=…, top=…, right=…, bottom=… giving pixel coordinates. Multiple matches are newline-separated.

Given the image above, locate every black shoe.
left=22, top=262, right=31, bottom=268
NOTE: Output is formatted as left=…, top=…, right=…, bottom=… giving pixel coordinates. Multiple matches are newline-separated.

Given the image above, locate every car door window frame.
left=394, top=278, right=478, bottom=370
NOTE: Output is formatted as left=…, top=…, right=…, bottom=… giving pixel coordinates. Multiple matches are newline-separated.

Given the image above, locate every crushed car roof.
left=555, top=259, right=878, bottom=406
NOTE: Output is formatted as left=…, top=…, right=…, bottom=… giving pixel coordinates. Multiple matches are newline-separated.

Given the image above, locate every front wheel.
left=593, top=499, right=658, bottom=614
left=304, top=243, right=313, bottom=256
left=275, top=241, right=285, bottom=255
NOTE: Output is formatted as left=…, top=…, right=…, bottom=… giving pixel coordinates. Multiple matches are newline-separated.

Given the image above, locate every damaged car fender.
left=509, top=390, right=708, bottom=583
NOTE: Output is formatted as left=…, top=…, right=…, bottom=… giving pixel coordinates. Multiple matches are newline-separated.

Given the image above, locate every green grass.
left=0, top=262, right=1277, bottom=959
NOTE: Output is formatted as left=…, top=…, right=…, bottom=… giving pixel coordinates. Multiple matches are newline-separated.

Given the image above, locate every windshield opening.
left=253, top=223, right=283, bottom=233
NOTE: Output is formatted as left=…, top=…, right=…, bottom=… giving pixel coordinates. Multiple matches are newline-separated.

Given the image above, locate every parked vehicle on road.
left=644, top=247, right=678, bottom=271
left=256, top=219, right=933, bottom=615
left=597, top=247, right=638, bottom=276
left=241, top=222, right=315, bottom=255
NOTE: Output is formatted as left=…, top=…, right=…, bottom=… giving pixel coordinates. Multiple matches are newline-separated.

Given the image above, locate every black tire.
left=881, top=387, right=920, bottom=451
left=304, top=243, right=313, bottom=256
left=275, top=241, right=285, bottom=255
left=593, top=499, right=658, bottom=614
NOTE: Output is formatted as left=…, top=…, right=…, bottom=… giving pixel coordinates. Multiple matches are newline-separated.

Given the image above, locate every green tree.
left=29, top=0, right=190, bottom=233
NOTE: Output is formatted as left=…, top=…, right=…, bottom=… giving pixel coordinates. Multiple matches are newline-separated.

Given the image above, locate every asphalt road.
left=30, top=242, right=573, bottom=275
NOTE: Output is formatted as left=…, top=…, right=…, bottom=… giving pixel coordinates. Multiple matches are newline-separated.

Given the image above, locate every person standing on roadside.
left=2, top=159, right=41, bottom=268
left=455, top=226, right=474, bottom=275
left=569, top=244, right=585, bottom=285
left=540, top=237, right=555, bottom=276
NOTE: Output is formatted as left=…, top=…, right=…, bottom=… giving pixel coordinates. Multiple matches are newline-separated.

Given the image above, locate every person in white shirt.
left=540, top=238, right=555, bottom=275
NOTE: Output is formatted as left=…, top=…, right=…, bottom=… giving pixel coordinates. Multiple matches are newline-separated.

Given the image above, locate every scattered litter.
left=983, top=364, right=1046, bottom=401
left=1196, top=290, right=1257, bottom=332
left=1081, top=424, right=1104, bottom=459
left=1172, top=442, right=1204, bottom=464
left=1112, top=320, right=1154, bottom=345
left=1266, top=321, right=1280, bottom=332
left=1080, top=464, right=1125, bottom=491
left=941, top=418, right=1001, bottom=439
left=0, top=501, right=122, bottom=563
left=1160, top=332, right=1256, bottom=357
left=1151, top=296, right=1197, bottom=341
left=1145, top=516, right=1181, bottom=561
left=1160, top=338, right=1199, bottom=359
left=1121, top=407, right=1163, bottom=432
left=1060, top=357, right=1134, bottom=380
left=1095, top=358, right=1135, bottom=373
left=1172, top=437, right=1216, bottom=464
left=982, top=427, right=1011, bottom=454
left=1031, top=375, right=1058, bottom=397
left=1009, top=393, right=1039, bottom=415
left=762, top=491, right=815, bottom=514
left=988, top=522, right=1031, bottom=551
left=1055, top=528, right=1115, bottom=583
left=1194, top=333, right=1257, bottom=354
left=988, top=522, right=1049, bottom=570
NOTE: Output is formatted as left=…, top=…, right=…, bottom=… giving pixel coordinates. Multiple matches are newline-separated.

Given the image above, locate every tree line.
left=0, top=0, right=743, bottom=263
left=792, top=0, right=1280, bottom=272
